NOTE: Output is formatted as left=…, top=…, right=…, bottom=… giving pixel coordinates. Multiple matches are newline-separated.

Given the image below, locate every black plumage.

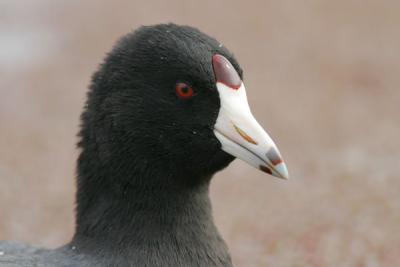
left=0, top=24, right=245, bottom=266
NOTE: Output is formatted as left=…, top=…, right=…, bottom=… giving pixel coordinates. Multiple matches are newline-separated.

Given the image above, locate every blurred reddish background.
left=1, top=1, right=399, bottom=266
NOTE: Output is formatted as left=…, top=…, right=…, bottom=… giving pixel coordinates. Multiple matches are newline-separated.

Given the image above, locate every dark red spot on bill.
left=266, top=147, right=283, bottom=166
left=259, top=165, right=272, bottom=174
left=212, top=54, right=242, bottom=89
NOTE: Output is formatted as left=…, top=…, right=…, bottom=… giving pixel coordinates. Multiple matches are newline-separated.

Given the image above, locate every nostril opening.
left=233, top=124, right=258, bottom=145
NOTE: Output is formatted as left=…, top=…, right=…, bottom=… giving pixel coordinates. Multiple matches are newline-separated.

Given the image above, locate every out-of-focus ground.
left=0, top=1, right=399, bottom=266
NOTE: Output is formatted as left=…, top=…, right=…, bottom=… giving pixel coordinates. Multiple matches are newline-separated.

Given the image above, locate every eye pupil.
left=176, top=82, right=194, bottom=99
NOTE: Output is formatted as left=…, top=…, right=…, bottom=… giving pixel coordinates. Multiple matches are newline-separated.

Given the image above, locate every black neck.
left=70, top=148, right=232, bottom=266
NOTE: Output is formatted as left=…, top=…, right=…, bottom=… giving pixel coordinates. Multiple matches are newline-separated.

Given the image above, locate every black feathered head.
left=79, top=24, right=288, bottom=182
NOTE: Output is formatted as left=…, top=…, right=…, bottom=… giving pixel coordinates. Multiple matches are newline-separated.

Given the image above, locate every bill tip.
left=274, top=162, right=289, bottom=180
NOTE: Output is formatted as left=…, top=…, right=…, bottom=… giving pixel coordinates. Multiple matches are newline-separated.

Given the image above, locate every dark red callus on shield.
left=212, top=54, right=242, bottom=89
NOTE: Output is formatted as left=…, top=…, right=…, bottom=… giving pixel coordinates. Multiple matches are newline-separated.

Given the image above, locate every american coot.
left=0, top=24, right=288, bottom=267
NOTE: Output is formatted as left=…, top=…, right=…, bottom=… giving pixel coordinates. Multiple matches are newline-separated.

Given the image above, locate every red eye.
left=175, top=83, right=194, bottom=99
